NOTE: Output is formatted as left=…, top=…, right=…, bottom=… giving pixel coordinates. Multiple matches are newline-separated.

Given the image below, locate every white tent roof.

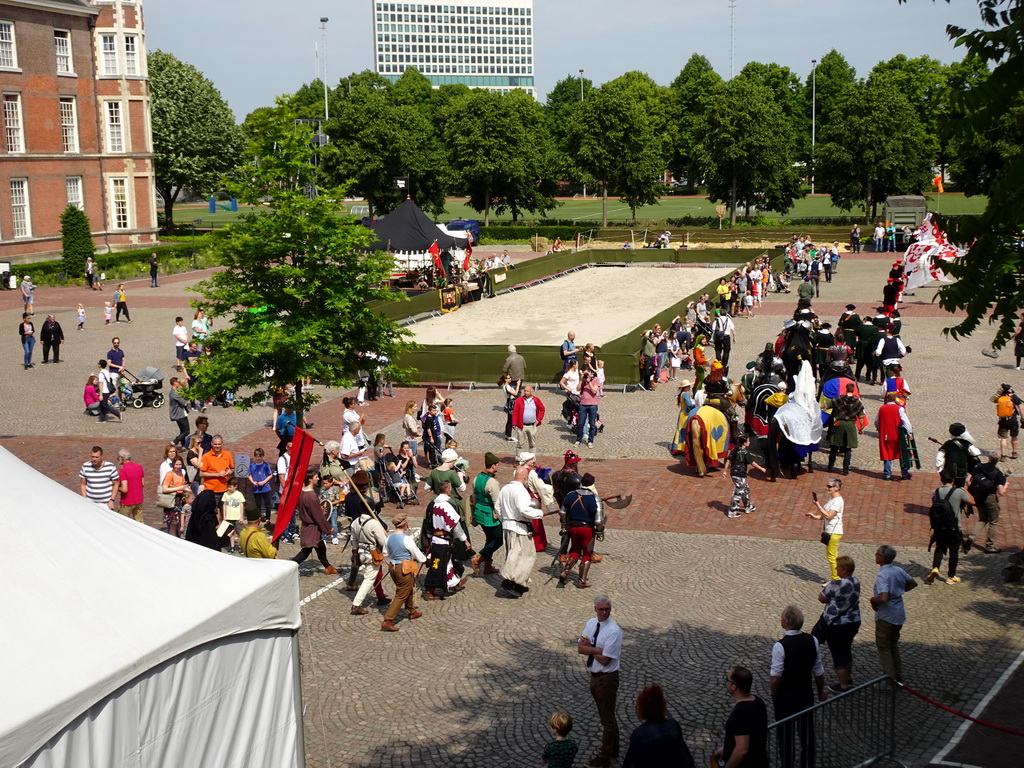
left=0, top=447, right=301, bottom=767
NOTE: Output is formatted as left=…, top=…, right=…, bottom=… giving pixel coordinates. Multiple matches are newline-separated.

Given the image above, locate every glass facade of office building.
left=372, top=1, right=535, bottom=96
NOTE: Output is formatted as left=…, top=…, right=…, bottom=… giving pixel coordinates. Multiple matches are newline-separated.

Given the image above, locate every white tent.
left=0, top=447, right=304, bottom=767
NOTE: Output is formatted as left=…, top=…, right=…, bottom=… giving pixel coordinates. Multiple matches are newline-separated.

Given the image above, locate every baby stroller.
left=772, top=272, right=790, bottom=293
left=376, top=453, right=419, bottom=509
left=694, top=317, right=713, bottom=342
left=120, top=366, right=165, bottom=409
left=561, top=392, right=581, bottom=428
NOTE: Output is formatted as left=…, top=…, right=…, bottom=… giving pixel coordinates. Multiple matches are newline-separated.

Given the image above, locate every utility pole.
left=811, top=58, right=817, bottom=195
left=320, top=17, right=329, bottom=121
left=729, top=0, right=736, bottom=79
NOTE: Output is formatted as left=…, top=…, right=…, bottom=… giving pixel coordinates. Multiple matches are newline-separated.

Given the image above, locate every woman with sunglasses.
left=807, top=478, right=845, bottom=581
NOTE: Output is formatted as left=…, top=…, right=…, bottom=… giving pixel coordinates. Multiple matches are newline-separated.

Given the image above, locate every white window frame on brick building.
left=3, top=93, right=24, bottom=153
left=110, top=177, right=129, bottom=229
left=54, top=29, right=73, bottom=74
left=101, top=34, right=117, bottom=75
left=0, top=20, right=16, bottom=70
left=60, top=97, right=79, bottom=153
left=105, top=100, right=124, bottom=153
left=66, top=176, right=84, bottom=210
left=10, top=178, right=31, bottom=238
left=124, top=34, right=138, bottom=76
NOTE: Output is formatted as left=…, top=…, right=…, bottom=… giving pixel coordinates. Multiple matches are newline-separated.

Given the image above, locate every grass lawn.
left=175, top=193, right=987, bottom=229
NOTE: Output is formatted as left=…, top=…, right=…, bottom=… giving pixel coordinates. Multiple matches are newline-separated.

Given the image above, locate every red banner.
left=271, top=427, right=316, bottom=543
left=429, top=240, right=443, bottom=272
left=462, top=242, right=472, bottom=271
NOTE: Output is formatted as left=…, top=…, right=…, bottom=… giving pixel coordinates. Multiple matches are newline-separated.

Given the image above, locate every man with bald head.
left=561, top=331, right=577, bottom=371
left=503, top=344, right=526, bottom=388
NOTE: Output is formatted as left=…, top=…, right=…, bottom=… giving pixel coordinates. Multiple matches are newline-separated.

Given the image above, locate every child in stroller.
left=378, top=449, right=419, bottom=509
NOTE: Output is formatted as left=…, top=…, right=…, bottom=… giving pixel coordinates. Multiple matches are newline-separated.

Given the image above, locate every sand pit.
left=408, top=265, right=734, bottom=346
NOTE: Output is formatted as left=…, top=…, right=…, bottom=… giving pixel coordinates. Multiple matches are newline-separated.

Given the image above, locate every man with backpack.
left=926, top=473, right=974, bottom=585
left=994, top=383, right=1023, bottom=460
left=967, top=452, right=1008, bottom=554
left=935, top=423, right=982, bottom=481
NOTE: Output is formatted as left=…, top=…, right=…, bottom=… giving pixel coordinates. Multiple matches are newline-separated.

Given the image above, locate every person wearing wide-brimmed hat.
left=348, top=472, right=391, bottom=615
left=380, top=512, right=426, bottom=631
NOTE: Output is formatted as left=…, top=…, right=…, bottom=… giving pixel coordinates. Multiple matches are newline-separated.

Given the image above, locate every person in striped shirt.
left=79, top=446, right=119, bottom=510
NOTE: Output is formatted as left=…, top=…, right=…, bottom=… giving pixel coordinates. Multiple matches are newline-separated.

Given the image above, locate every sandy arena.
left=407, top=264, right=735, bottom=346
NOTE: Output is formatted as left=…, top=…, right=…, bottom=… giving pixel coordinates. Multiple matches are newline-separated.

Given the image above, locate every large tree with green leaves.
left=322, top=75, right=447, bottom=218
left=148, top=50, right=243, bottom=228
left=693, top=79, right=802, bottom=224
left=815, top=80, right=931, bottom=218
left=563, top=82, right=667, bottom=225
left=545, top=73, right=593, bottom=116
left=903, top=0, right=1024, bottom=347
left=867, top=54, right=950, bottom=160
left=667, top=55, right=723, bottom=190
left=443, top=89, right=558, bottom=224
left=187, top=103, right=411, bottom=418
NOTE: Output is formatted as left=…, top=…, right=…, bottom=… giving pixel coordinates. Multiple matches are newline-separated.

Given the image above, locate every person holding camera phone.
left=576, top=371, right=600, bottom=448
left=807, top=478, right=845, bottom=581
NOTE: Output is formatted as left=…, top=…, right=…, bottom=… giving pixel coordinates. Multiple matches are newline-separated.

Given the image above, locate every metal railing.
left=766, top=676, right=908, bottom=768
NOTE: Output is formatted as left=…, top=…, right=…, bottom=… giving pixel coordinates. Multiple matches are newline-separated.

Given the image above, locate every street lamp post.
left=811, top=58, right=817, bottom=195
left=579, top=68, right=586, bottom=198
left=320, top=17, right=330, bottom=121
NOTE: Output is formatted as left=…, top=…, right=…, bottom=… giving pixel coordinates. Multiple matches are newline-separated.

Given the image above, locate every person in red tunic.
left=875, top=392, right=914, bottom=481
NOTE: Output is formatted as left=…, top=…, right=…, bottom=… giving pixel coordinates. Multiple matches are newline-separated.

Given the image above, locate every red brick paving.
left=8, top=383, right=1018, bottom=551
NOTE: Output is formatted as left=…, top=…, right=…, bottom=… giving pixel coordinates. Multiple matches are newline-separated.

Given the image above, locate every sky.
left=145, top=0, right=986, bottom=122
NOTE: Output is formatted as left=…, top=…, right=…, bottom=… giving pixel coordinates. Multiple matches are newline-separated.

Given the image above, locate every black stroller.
left=376, top=453, right=419, bottom=509
left=120, top=366, right=165, bottom=409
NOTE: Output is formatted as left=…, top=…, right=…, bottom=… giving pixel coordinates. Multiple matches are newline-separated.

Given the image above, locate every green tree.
left=809, top=50, right=858, bottom=135
left=738, top=62, right=807, bottom=172
left=187, top=104, right=411, bottom=419
left=60, top=204, right=94, bottom=280
left=443, top=89, right=558, bottom=224
left=867, top=54, right=950, bottom=160
left=901, top=0, right=1024, bottom=346
left=668, top=55, right=723, bottom=190
left=693, top=79, right=802, bottom=224
left=563, top=84, right=667, bottom=225
left=322, top=78, right=447, bottom=218
left=148, top=50, right=243, bottom=228
left=545, top=73, right=593, bottom=115
left=815, top=80, right=931, bottom=218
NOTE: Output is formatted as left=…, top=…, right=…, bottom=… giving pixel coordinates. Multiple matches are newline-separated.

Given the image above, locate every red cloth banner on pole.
left=429, top=240, right=443, bottom=272
left=271, top=427, right=315, bottom=543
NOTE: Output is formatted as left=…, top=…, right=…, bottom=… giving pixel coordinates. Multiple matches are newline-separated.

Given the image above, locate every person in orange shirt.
left=693, top=334, right=709, bottom=390
left=199, top=434, right=234, bottom=502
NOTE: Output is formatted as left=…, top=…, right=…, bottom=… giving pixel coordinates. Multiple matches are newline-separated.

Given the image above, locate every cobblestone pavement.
left=3, top=257, right=1022, bottom=767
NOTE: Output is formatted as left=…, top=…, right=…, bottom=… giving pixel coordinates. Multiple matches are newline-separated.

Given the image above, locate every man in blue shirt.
left=870, top=545, right=918, bottom=681
left=561, top=331, right=577, bottom=372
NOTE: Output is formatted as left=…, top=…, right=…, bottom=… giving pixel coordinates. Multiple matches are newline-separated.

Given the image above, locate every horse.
left=779, top=322, right=814, bottom=392
left=672, top=382, right=747, bottom=477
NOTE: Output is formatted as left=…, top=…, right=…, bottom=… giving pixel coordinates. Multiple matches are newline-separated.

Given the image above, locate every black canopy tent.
left=364, top=199, right=468, bottom=256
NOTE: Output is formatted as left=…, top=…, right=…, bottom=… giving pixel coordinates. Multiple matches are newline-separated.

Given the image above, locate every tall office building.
left=0, top=0, right=157, bottom=261
left=372, top=0, right=534, bottom=96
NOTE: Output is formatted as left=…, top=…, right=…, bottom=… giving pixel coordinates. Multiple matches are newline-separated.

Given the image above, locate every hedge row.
left=23, top=243, right=201, bottom=283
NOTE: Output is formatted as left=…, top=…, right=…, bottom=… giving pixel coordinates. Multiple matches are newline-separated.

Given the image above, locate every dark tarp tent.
left=365, top=199, right=468, bottom=254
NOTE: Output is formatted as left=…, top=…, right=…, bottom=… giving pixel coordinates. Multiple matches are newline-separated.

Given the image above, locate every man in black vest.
left=770, top=605, right=826, bottom=768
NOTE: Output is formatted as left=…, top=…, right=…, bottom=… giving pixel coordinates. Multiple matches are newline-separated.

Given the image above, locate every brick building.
left=0, top=0, right=157, bottom=264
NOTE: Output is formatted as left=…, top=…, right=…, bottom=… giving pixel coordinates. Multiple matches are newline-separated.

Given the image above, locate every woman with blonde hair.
left=402, top=400, right=422, bottom=458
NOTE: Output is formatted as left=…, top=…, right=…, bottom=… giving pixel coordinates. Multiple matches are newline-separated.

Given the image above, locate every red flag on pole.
left=429, top=240, right=443, bottom=272
left=933, top=174, right=944, bottom=194
left=271, top=427, right=316, bottom=544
